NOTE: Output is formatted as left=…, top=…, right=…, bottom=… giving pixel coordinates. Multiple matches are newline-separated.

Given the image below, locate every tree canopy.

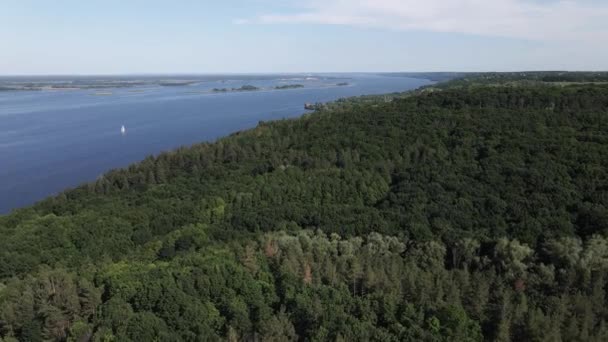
left=1, top=76, right=608, bottom=341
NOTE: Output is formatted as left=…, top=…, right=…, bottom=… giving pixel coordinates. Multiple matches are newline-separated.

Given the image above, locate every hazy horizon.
left=1, top=70, right=607, bottom=78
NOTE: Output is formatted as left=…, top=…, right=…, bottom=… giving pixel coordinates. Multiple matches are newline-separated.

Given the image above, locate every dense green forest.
left=430, top=72, right=608, bottom=89
left=386, top=71, right=608, bottom=84
left=1, top=76, right=608, bottom=341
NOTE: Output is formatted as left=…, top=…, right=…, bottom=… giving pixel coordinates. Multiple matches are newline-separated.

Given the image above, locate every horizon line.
left=1, top=70, right=607, bottom=77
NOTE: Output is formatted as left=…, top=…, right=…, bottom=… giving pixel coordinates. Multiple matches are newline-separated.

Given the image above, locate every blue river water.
left=0, top=74, right=431, bottom=213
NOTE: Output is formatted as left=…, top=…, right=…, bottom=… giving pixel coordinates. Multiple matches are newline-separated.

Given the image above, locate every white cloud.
left=243, top=0, right=608, bottom=42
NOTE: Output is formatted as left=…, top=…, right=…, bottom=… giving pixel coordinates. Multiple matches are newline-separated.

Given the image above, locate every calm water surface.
left=0, top=74, right=431, bottom=213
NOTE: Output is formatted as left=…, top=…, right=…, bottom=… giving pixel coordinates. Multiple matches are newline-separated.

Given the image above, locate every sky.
left=1, top=0, right=607, bottom=74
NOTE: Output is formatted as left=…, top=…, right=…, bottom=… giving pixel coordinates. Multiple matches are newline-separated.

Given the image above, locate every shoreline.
left=0, top=75, right=432, bottom=214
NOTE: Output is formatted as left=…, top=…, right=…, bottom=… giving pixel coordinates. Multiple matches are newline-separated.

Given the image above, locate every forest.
left=386, top=71, right=608, bottom=84
left=1, top=74, right=608, bottom=341
left=430, top=71, right=608, bottom=89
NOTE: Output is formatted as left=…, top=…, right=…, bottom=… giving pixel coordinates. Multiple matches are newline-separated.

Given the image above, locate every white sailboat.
left=121, top=125, right=126, bottom=135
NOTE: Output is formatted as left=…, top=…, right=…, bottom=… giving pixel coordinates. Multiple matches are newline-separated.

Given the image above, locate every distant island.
left=0, top=75, right=308, bottom=92
left=211, top=84, right=310, bottom=93
left=274, top=84, right=304, bottom=89
left=235, top=85, right=259, bottom=91
left=212, top=85, right=260, bottom=92
left=0, top=76, right=359, bottom=93
left=0, top=79, right=196, bottom=91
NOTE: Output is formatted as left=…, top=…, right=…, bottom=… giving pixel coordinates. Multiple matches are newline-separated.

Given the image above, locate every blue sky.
left=1, top=0, right=607, bottom=74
